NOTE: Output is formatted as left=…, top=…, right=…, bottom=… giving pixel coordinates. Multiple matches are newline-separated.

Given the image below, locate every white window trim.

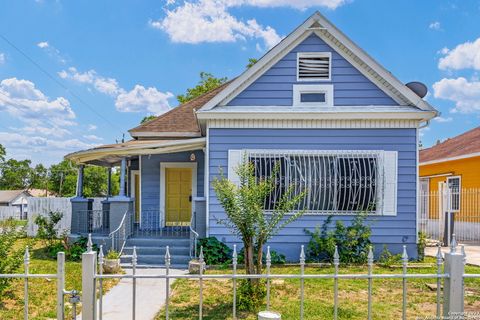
left=297, top=52, right=332, bottom=82
left=293, top=84, right=334, bottom=107
left=130, top=169, right=141, bottom=224
left=160, top=162, right=197, bottom=228
left=228, top=149, right=397, bottom=216
left=446, top=175, right=461, bottom=212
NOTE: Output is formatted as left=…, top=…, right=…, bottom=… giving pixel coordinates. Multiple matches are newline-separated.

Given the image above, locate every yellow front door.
left=165, top=167, right=192, bottom=226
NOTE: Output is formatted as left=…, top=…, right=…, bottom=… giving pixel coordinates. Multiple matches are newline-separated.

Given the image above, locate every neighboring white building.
left=0, top=190, right=31, bottom=220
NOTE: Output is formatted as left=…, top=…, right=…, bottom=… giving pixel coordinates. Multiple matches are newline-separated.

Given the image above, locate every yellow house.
left=419, top=126, right=480, bottom=242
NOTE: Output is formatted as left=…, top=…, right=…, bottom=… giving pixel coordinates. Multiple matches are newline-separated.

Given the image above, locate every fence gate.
left=0, top=249, right=79, bottom=320
left=419, top=185, right=480, bottom=245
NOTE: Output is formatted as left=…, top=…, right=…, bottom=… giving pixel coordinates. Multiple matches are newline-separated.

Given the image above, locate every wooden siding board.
left=208, top=128, right=417, bottom=259
left=228, top=34, right=397, bottom=107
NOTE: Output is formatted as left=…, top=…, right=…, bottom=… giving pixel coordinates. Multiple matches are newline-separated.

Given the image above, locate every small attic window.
left=293, top=84, right=334, bottom=106
left=297, top=52, right=331, bottom=81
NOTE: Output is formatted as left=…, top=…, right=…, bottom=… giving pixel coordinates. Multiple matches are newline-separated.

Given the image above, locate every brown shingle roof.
left=420, top=126, right=480, bottom=163
left=129, top=82, right=230, bottom=137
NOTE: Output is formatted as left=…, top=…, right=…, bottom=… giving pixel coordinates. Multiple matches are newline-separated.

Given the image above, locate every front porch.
left=66, top=138, right=207, bottom=261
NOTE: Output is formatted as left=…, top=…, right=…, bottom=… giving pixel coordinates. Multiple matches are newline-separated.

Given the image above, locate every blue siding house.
left=66, top=12, right=437, bottom=264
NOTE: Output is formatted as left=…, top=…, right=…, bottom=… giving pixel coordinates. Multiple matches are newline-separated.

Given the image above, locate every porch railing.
left=131, top=209, right=190, bottom=238
left=189, top=211, right=199, bottom=258
left=109, top=209, right=131, bottom=254
left=74, top=210, right=110, bottom=235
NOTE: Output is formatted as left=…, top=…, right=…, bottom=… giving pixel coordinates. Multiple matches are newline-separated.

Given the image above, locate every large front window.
left=249, top=151, right=381, bottom=214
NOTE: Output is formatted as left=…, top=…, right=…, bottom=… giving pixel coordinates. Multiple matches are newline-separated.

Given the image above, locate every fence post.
left=57, top=252, right=65, bottom=320
left=82, top=246, right=97, bottom=320
left=443, top=235, right=464, bottom=316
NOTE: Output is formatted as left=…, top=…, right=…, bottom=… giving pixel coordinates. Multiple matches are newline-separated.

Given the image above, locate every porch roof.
left=65, top=137, right=206, bottom=166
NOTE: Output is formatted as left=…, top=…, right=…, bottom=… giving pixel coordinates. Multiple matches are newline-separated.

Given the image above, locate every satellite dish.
left=406, top=81, right=428, bottom=98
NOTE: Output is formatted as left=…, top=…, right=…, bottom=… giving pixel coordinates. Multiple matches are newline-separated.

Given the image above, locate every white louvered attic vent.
left=297, top=52, right=331, bottom=81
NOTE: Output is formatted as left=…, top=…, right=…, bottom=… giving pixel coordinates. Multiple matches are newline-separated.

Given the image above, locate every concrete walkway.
left=81, top=267, right=187, bottom=320
left=426, top=244, right=480, bottom=266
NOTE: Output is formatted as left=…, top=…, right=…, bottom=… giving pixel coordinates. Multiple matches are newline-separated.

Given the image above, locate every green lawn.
left=0, top=239, right=118, bottom=320
left=156, top=258, right=480, bottom=320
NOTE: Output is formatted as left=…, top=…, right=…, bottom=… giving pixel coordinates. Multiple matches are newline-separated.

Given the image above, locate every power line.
left=0, top=33, right=124, bottom=133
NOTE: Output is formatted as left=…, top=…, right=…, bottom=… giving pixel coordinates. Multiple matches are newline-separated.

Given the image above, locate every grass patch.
left=0, top=238, right=119, bottom=320
left=156, top=257, right=480, bottom=319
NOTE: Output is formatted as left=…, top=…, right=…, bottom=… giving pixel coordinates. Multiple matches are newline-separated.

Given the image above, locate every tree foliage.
left=140, top=115, right=156, bottom=124
left=246, top=58, right=258, bottom=69
left=0, top=144, right=119, bottom=197
left=0, top=219, right=25, bottom=296
left=177, top=72, right=227, bottom=104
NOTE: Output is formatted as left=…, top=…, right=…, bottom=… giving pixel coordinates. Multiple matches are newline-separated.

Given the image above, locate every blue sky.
left=0, top=0, right=479, bottom=165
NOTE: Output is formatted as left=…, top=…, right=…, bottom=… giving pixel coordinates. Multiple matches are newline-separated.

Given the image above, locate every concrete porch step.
left=121, top=254, right=191, bottom=266
left=125, top=237, right=190, bottom=247
left=123, top=246, right=190, bottom=256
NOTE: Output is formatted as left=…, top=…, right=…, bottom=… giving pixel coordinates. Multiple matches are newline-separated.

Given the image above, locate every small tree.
left=212, top=158, right=306, bottom=309
left=35, top=211, right=63, bottom=248
left=0, top=219, right=25, bottom=296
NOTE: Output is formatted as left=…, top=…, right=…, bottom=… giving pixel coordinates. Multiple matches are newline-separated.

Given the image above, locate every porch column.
left=76, top=164, right=85, bottom=197
left=107, top=167, right=112, bottom=199
left=109, top=157, right=133, bottom=236
left=119, top=157, right=126, bottom=197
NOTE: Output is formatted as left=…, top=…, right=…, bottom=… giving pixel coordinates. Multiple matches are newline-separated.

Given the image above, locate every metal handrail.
left=108, top=209, right=130, bottom=254
left=189, top=211, right=199, bottom=258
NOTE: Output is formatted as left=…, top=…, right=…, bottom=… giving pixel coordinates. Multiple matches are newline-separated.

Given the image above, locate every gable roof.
left=420, top=126, right=480, bottom=165
left=197, top=11, right=438, bottom=117
left=0, top=190, right=30, bottom=204
left=129, top=82, right=230, bottom=138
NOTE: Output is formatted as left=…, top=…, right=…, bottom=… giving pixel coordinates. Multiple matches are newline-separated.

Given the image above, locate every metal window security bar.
left=248, top=150, right=382, bottom=214
left=82, top=233, right=476, bottom=320
left=0, top=247, right=77, bottom=320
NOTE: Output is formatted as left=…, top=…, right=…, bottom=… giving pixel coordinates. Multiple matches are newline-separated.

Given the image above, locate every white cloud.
left=419, top=126, right=430, bottom=137
left=37, top=41, right=49, bottom=49
left=87, top=124, right=97, bottom=131
left=433, top=77, right=480, bottom=113
left=0, top=53, right=5, bottom=65
left=438, top=37, right=480, bottom=70
left=0, top=132, right=96, bottom=153
left=21, top=125, right=71, bottom=138
left=115, top=85, right=173, bottom=114
left=151, top=0, right=282, bottom=49
left=433, top=116, right=453, bottom=123
left=37, top=41, right=66, bottom=64
left=58, top=67, right=123, bottom=96
left=429, top=21, right=441, bottom=30
left=83, top=134, right=103, bottom=142
left=60, top=67, right=173, bottom=114
left=0, top=77, right=76, bottom=127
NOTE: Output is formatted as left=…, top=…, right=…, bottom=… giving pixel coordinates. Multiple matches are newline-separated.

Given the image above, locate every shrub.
left=305, top=213, right=372, bottom=264
left=197, top=237, right=232, bottom=265
left=0, top=219, right=25, bottom=296
left=106, top=250, right=121, bottom=259
left=417, top=231, right=427, bottom=262
left=237, top=247, right=286, bottom=265
left=377, top=245, right=402, bottom=267
left=42, top=234, right=97, bottom=261
left=35, top=211, right=63, bottom=248
left=237, top=279, right=266, bottom=312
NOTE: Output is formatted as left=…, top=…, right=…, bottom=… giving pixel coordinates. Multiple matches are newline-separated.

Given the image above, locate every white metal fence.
left=1, top=234, right=478, bottom=320
left=0, top=248, right=76, bottom=320
left=419, top=188, right=480, bottom=244
left=26, top=197, right=105, bottom=236
left=78, top=234, right=475, bottom=320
